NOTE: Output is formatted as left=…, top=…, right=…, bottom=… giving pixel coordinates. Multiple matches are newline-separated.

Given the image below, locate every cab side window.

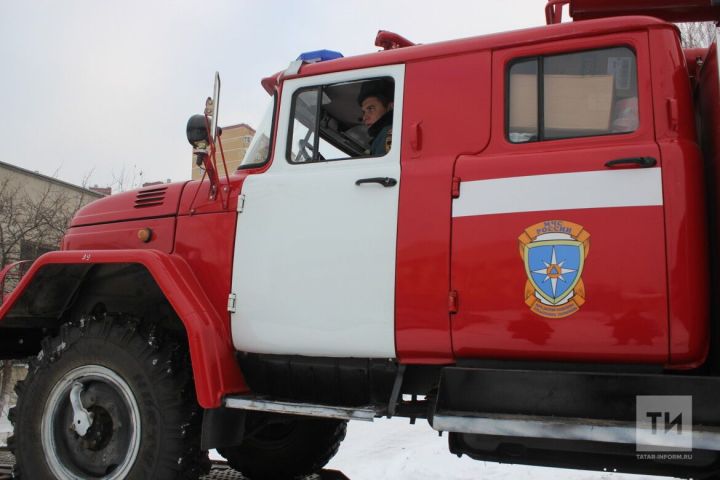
left=287, top=78, right=395, bottom=163
left=507, top=47, right=638, bottom=143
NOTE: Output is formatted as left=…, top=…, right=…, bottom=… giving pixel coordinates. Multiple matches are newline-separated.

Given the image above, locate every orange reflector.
left=137, top=228, right=153, bottom=243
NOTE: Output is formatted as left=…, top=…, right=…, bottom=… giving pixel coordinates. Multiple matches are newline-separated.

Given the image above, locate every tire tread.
left=9, top=315, right=210, bottom=479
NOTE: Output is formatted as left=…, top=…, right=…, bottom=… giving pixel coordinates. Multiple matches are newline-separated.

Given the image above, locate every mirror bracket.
left=186, top=72, right=228, bottom=209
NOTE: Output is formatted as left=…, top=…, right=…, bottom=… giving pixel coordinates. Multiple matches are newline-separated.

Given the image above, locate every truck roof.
left=283, top=15, right=672, bottom=82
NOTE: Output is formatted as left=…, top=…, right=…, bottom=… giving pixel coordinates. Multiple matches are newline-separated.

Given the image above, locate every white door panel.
left=231, top=65, right=404, bottom=358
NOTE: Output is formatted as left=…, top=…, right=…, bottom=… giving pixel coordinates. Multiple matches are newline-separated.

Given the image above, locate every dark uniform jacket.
left=368, top=110, right=393, bottom=156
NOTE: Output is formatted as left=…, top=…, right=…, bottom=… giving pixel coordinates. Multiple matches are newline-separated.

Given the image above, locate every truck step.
left=432, top=366, right=720, bottom=450
left=223, top=395, right=379, bottom=421
left=432, top=411, right=720, bottom=450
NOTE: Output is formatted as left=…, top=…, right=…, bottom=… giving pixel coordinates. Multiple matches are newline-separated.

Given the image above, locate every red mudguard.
left=0, top=250, right=247, bottom=408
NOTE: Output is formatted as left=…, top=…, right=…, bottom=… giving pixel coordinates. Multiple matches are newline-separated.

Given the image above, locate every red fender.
left=0, top=249, right=247, bottom=408
left=0, top=260, right=31, bottom=304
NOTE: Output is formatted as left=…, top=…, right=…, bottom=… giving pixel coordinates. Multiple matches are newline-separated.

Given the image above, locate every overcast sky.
left=0, top=1, right=545, bottom=190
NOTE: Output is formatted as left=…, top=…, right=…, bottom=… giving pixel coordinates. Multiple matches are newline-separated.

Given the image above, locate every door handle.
left=355, top=177, right=398, bottom=187
left=604, top=157, right=657, bottom=168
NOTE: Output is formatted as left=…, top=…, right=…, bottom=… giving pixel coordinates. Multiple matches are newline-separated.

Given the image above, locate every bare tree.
left=0, top=176, right=47, bottom=268
left=111, top=164, right=144, bottom=193
left=0, top=173, right=97, bottom=282
left=36, top=172, right=96, bottom=240
left=677, top=22, right=717, bottom=48
left=0, top=172, right=99, bottom=435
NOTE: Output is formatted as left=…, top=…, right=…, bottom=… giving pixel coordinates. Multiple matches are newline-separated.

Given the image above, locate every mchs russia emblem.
left=518, top=220, right=590, bottom=319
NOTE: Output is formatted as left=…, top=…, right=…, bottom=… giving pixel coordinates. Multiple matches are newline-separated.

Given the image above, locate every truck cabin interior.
left=507, top=46, right=639, bottom=143
left=288, top=77, right=395, bottom=162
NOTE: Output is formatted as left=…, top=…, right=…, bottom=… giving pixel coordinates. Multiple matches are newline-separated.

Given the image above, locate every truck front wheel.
left=8, top=317, right=210, bottom=479
left=219, top=412, right=347, bottom=480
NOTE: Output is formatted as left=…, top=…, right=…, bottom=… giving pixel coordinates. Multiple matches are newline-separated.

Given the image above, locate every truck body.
left=2, top=1, right=720, bottom=478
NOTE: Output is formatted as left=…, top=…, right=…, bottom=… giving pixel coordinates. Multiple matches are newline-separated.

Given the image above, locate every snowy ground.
left=0, top=416, right=10, bottom=447
left=3, top=413, right=681, bottom=479
left=325, top=418, right=680, bottom=480
left=209, top=417, right=679, bottom=480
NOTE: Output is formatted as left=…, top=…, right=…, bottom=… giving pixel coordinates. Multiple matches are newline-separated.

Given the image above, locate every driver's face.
left=361, top=97, right=391, bottom=126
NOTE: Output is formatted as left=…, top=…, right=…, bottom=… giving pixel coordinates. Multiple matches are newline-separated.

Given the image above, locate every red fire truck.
left=2, top=0, right=720, bottom=478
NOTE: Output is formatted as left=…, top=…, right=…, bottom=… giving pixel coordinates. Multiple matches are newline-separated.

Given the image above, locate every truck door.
left=450, top=33, right=670, bottom=363
left=230, top=65, right=404, bottom=358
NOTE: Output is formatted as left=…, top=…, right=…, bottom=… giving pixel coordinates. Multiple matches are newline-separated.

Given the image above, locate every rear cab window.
left=507, top=47, right=638, bottom=143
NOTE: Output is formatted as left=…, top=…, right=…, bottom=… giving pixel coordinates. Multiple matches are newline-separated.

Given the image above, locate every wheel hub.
left=69, top=381, right=94, bottom=437
left=79, top=404, right=113, bottom=451
left=42, top=365, right=141, bottom=480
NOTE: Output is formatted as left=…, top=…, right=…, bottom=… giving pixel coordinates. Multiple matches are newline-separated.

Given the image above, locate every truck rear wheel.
left=8, top=317, right=210, bottom=479
left=219, top=412, right=347, bottom=480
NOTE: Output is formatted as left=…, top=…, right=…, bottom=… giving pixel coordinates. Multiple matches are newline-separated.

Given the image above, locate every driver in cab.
left=358, top=80, right=394, bottom=156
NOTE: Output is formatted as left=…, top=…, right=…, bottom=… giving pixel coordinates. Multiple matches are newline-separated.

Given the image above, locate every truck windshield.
left=239, top=97, right=275, bottom=168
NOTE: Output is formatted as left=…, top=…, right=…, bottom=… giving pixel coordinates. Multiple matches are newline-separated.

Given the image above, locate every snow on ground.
left=324, top=417, right=681, bottom=480
left=0, top=416, right=10, bottom=447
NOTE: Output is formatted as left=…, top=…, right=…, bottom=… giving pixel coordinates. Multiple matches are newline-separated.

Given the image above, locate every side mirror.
left=209, top=72, right=221, bottom=144
left=186, top=72, right=221, bottom=148
left=186, top=72, right=225, bottom=205
left=186, top=114, right=209, bottom=148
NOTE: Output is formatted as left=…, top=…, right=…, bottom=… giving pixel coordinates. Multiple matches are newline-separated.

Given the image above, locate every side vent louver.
left=134, top=186, right=168, bottom=208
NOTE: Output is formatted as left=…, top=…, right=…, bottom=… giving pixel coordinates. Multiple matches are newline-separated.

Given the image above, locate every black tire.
left=8, top=316, right=210, bottom=479
left=219, top=412, right=347, bottom=480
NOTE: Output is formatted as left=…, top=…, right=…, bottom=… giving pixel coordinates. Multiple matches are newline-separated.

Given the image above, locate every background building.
left=191, top=123, right=255, bottom=180
left=0, top=161, right=104, bottom=270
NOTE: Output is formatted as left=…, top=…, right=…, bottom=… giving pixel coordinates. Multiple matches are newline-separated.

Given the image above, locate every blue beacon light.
left=296, top=50, right=344, bottom=63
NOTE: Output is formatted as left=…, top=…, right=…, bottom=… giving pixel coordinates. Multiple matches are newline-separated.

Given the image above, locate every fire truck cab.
left=2, top=1, right=720, bottom=479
